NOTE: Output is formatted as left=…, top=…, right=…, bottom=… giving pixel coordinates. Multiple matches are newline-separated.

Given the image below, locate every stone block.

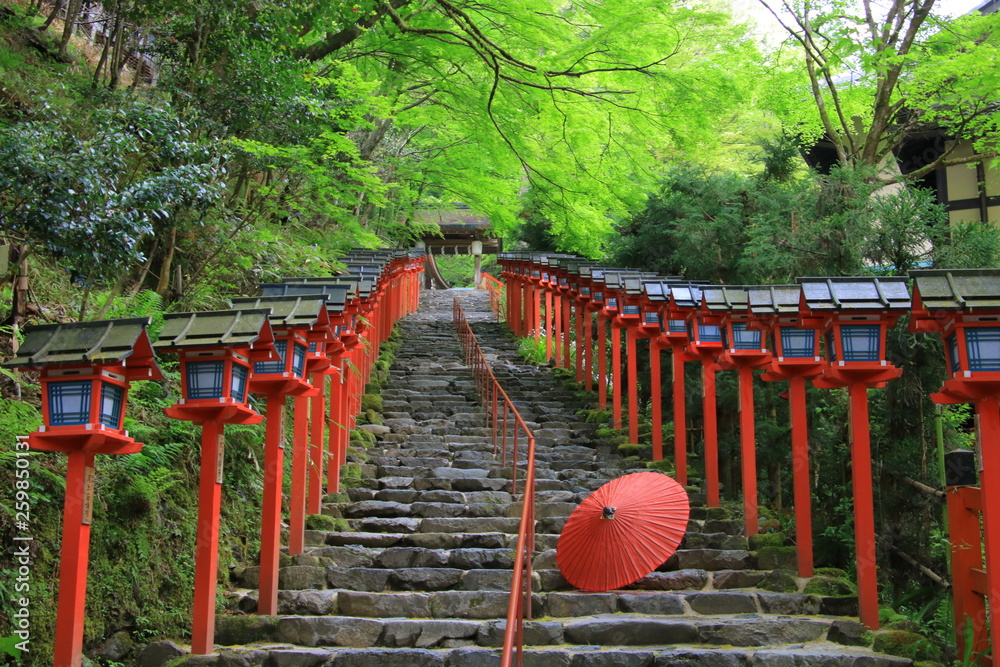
left=338, top=591, right=433, bottom=618
left=330, top=648, right=446, bottom=666
left=327, top=567, right=392, bottom=592
left=275, top=616, right=383, bottom=647
left=544, top=592, right=617, bottom=617
left=390, top=568, right=464, bottom=591
left=448, top=548, right=515, bottom=570
left=343, top=500, right=413, bottom=519
left=430, top=591, right=511, bottom=619
left=381, top=619, right=481, bottom=648
left=376, top=547, right=450, bottom=569
left=627, top=570, right=709, bottom=591
left=564, top=617, right=699, bottom=645
left=756, top=592, right=820, bottom=615
left=569, top=651, right=656, bottom=667
left=279, top=566, right=328, bottom=590
left=616, top=593, right=685, bottom=615
left=277, top=589, right=339, bottom=615
left=685, top=591, right=758, bottom=615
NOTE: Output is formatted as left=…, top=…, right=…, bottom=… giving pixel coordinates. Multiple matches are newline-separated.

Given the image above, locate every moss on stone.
left=645, top=459, right=674, bottom=475
left=360, top=393, right=383, bottom=412
left=872, top=630, right=939, bottom=661
left=815, top=567, right=849, bottom=579
left=214, top=613, right=278, bottom=644
left=804, top=575, right=857, bottom=596
left=757, top=569, right=799, bottom=593
left=584, top=409, right=612, bottom=424
left=885, top=619, right=923, bottom=633
left=306, top=513, right=349, bottom=531
left=617, top=443, right=652, bottom=459
left=756, top=545, right=799, bottom=570
left=704, top=506, right=731, bottom=521
left=365, top=408, right=384, bottom=425
left=351, top=428, right=377, bottom=445
left=749, top=532, right=786, bottom=550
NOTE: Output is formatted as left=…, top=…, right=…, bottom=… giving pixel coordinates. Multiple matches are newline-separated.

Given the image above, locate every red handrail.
left=479, top=272, right=506, bottom=322
left=452, top=298, right=535, bottom=667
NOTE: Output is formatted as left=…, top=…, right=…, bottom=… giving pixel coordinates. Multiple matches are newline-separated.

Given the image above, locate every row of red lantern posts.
left=4, top=249, right=426, bottom=667
left=498, top=256, right=997, bottom=641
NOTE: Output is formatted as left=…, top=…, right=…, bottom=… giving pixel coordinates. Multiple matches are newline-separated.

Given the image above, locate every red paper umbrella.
left=557, top=471, right=690, bottom=592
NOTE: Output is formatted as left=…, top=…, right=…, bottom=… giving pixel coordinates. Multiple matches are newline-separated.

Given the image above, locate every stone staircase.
left=146, top=288, right=912, bottom=667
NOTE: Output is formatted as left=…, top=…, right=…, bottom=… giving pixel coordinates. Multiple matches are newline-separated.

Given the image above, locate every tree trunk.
left=156, top=225, right=178, bottom=297
left=42, top=0, right=65, bottom=30
left=58, top=0, right=84, bottom=57
left=109, top=7, right=127, bottom=89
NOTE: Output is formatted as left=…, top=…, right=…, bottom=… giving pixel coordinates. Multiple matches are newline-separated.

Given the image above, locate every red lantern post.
left=5, top=319, right=162, bottom=667
left=231, top=295, right=332, bottom=614
left=799, top=276, right=910, bottom=630
left=614, top=273, right=662, bottom=444
left=747, top=284, right=826, bottom=577
left=154, top=308, right=277, bottom=654
left=673, top=284, right=725, bottom=507
left=910, top=268, right=1000, bottom=659
left=703, top=286, right=773, bottom=536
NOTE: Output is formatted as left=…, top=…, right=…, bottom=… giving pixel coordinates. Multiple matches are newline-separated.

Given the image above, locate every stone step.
left=186, top=639, right=910, bottom=667
left=209, top=613, right=887, bottom=654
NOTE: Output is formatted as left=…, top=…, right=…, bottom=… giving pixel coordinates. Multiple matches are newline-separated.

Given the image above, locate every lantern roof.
left=746, top=285, right=802, bottom=315
left=230, top=295, right=330, bottom=329
left=625, top=275, right=683, bottom=296
left=670, top=284, right=706, bottom=309
left=260, top=282, right=351, bottom=309
left=4, top=317, right=163, bottom=380
left=643, top=280, right=708, bottom=302
left=588, top=267, right=631, bottom=285
left=702, top=285, right=753, bottom=312
left=154, top=309, right=275, bottom=354
left=284, top=276, right=374, bottom=300
left=566, top=260, right=600, bottom=276
left=546, top=255, right=582, bottom=268
left=909, top=269, right=1000, bottom=311
left=797, top=276, right=911, bottom=311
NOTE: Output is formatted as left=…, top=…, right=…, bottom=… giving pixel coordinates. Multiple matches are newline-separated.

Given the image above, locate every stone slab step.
left=210, top=613, right=888, bottom=654
left=169, top=641, right=913, bottom=667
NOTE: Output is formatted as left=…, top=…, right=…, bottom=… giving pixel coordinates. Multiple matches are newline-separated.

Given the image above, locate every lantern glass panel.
left=947, top=332, right=960, bottom=373
left=292, top=342, right=307, bottom=377
left=731, top=322, right=761, bottom=349
left=966, top=327, right=1000, bottom=371
left=699, top=323, right=723, bottom=343
left=780, top=327, right=816, bottom=358
left=839, top=324, right=881, bottom=362
left=187, top=361, right=225, bottom=399
left=48, top=380, right=92, bottom=425
left=607, top=296, right=618, bottom=309
left=623, top=304, right=640, bottom=316
left=581, top=286, right=591, bottom=296
left=669, top=319, right=687, bottom=333
left=593, top=291, right=604, bottom=303
left=255, top=339, right=288, bottom=374
left=644, top=311, right=660, bottom=325
left=99, top=382, right=124, bottom=428
left=230, top=363, right=249, bottom=403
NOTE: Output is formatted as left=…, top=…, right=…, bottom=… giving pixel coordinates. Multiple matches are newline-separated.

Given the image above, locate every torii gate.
left=413, top=204, right=502, bottom=288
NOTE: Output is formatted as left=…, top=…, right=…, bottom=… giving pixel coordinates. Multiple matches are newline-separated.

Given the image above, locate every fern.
left=115, top=441, right=187, bottom=476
